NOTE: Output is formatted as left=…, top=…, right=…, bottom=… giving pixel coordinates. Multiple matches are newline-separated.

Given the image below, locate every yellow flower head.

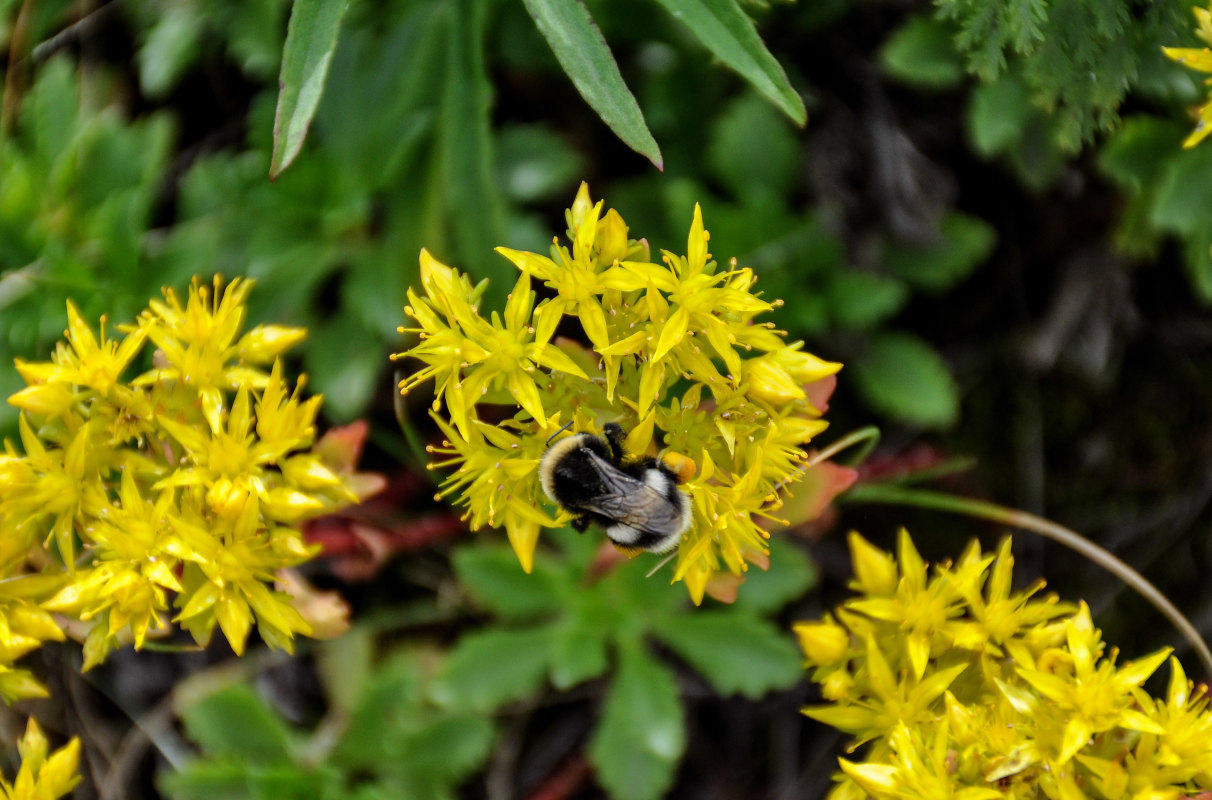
left=0, top=718, right=80, bottom=800
left=800, top=531, right=1212, bottom=799
left=0, top=277, right=359, bottom=671
left=396, top=184, right=841, bottom=601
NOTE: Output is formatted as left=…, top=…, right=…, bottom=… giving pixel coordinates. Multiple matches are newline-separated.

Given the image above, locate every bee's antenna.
left=545, top=421, right=575, bottom=447
left=645, top=549, right=679, bottom=578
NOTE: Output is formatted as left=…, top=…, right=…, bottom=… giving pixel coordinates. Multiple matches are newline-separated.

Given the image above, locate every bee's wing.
left=576, top=451, right=684, bottom=536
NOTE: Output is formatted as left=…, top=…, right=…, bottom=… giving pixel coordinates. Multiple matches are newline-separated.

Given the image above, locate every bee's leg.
left=571, top=515, right=592, bottom=533
left=603, top=422, right=627, bottom=461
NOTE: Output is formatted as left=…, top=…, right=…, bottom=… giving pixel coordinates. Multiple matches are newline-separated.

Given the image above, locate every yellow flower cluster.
left=395, top=184, right=840, bottom=602
left=1163, top=3, right=1212, bottom=147
left=0, top=718, right=79, bottom=800
left=798, top=531, right=1212, bottom=799
left=0, top=277, right=357, bottom=682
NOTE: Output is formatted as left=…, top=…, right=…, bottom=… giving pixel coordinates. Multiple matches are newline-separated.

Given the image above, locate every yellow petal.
left=838, top=759, right=898, bottom=796
left=847, top=531, right=898, bottom=596
left=1162, top=46, right=1212, bottom=72
left=214, top=595, right=252, bottom=656
left=506, top=517, right=541, bottom=574
left=1059, top=715, right=1092, bottom=764
left=746, top=358, right=804, bottom=405
left=686, top=204, right=709, bottom=273
left=263, top=488, right=326, bottom=522
left=8, top=383, right=75, bottom=417
left=236, top=325, right=307, bottom=363
left=793, top=620, right=850, bottom=665
left=494, top=247, right=559, bottom=281
left=652, top=305, right=688, bottom=363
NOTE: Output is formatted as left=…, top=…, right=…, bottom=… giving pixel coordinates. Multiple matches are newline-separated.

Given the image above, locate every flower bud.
left=236, top=325, right=307, bottom=363
left=746, top=356, right=805, bottom=405
left=794, top=618, right=850, bottom=665
left=595, top=209, right=630, bottom=266
left=848, top=531, right=898, bottom=596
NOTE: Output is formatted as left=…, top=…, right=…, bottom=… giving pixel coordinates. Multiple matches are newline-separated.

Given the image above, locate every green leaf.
left=331, top=654, right=424, bottom=770
left=707, top=92, right=800, bottom=202
left=549, top=621, right=610, bottom=689
left=1006, top=114, right=1066, bottom=192
left=651, top=612, right=803, bottom=698
left=270, top=0, right=351, bottom=178
left=452, top=546, right=564, bottom=619
left=588, top=640, right=685, bottom=800
left=732, top=538, right=817, bottom=615
left=315, top=4, right=444, bottom=190
left=879, top=14, right=966, bottom=89
left=966, top=73, right=1032, bottom=157
left=430, top=628, right=553, bottom=713
left=159, top=760, right=248, bottom=800
left=1098, top=116, right=1186, bottom=192
left=884, top=212, right=996, bottom=293
left=1150, top=142, right=1212, bottom=237
left=305, top=314, right=384, bottom=421
left=521, top=0, right=662, bottom=167
left=852, top=332, right=960, bottom=429
left=1181, top=227, right=1212, bottom=305
left=178, top=685, right=294, bottom=764
left=824, top=271, right=909, bottom=330
left=317, top=626, right=374, bottom=715
left=652, top=0, right=806, bottom=125
left=495, top=124, right=585, bottom=203
left=137, top=1, right=202, bottom=98
left=440, top=0, right=510, bottom=291
left=248, top=765, right=342, bottom=800
left=400, top=716, right=495, bottom=781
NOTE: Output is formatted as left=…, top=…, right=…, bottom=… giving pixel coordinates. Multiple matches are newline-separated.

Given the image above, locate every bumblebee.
left=539, top=423, right=692, bottom=554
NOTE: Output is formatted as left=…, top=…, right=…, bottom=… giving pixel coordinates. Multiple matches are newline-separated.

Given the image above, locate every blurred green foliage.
left=439, top=529, right=811, bottom=800
left=1, top=0, right=1198, bottom=430
left=4, top=0, right=1212, bottom=794
left=165, top=529, right=814, bottom=800
left=163, top=643, right=496, bottom=800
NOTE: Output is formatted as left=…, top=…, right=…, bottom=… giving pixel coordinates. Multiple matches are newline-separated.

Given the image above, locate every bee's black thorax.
left=538, top=422, right=692, bottom=556
left=548, top=434, right=613, bottom=509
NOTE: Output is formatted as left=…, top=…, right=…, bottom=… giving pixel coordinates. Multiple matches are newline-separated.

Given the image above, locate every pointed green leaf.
left=824, top=271, right=909, bottom=330
left=588, top=641, right=684, bottom=800
left=331, top=654, right=424, bottom=770
left=316, top=626, right=374, bottom=715
left=453, top=546, right=565, bottom=619
left=966, top=74, right=1032, bottom=158
left=707, top=93, right=800, bottom=201
left=440, top=0, right=511, bottom=297
left=430, top=628, right=553, bottom=713
left=652, top=0, right=805, bottom=125
left=1151, top=141, right=1212, bottom=237
left=878, top=14, right=965, bottom=89
left=137, top=1, right=203, bottom=98
left=521, top=0, right=663, bottom=167
left=158, top=760, right=247, bottom=800
left=399, top=715, right=496, bottom=781
left=249, top=765, right=342, bottom=800
left=178, top=685, right=294, bottom=764
left=884, top=212, right=996, bottom=293
left=1098, top=116, right=1185, bottom=192
left=732, top=539, right=818, bottom=614
left=549, top=621, right=610, bottom=689
left=651, top=612, right=803, bottom=698
left=270, top=0, right=351, bottom=178
left=852, top=332, right=959, bottom=429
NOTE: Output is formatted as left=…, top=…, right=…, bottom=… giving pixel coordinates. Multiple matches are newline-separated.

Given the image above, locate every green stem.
left=807, top=425, right=880, bottom=468
left=845, top=483, right=1212, bottom=678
